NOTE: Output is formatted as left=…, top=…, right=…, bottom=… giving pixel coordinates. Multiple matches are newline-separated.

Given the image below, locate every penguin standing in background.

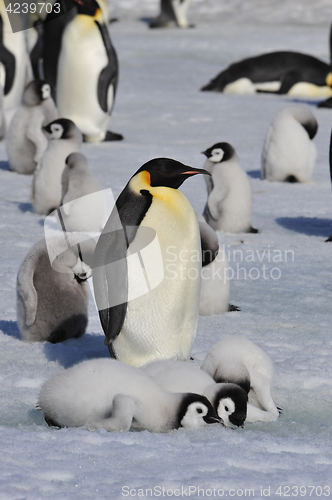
left=261, top=105, right=318, bottom=183
left=32, top=118, right=82, bottom=215
left=93, top=158, right=210, bottom=367
left=0, top=13, right=15, bottom=103
left=142, top=359, right=248, bottom=427
left=6, top=80, right=57, bottom=174
left=201, top=336, right=281, bottom=422
left=326, top=128, right=332, bottom=242
left=150, top=0, right=192, bottom=29
left=57, top=0, right=122, bottom=142
left=201, top=51, right=332, bottom=97
left=202, top=142, right=258, bottom=234
left=38, top=358, right=220, bottom=432
left=196, top=211, right=238, bottom=315
left=59, top=152, right=105, bottom=233
left=17, top=236, right=92, bottom=343
left=0, top=6, right=32, bottom=109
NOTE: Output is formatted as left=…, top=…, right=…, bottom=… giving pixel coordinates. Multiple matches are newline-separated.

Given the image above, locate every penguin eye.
left=196, top=408, right=203, bottom=414
left=225, top=406, right=229, bottom=412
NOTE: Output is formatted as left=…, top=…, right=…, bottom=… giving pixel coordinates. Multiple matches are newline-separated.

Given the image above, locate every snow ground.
left=0, top=2, right=331, bottom=499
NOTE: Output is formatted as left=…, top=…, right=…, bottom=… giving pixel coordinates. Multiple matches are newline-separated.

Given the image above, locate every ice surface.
left=0, top=1, right=331, bottom=498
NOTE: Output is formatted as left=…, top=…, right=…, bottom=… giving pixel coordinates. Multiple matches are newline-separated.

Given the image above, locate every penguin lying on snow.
left=196, top=211, right=239, bottom=315
left=32, top=118, right=82, bottom=215
left=93, top=157, right=210, bottom=367
left=201, top=51, right=332, bottom=98
left=142, top=359, right=248, bottom=427
left=56, top=0, right=122, bottom=142
left=17, top=236, right=94, bottom=343
left=38, top=358, right=220, bottom=432
left=262, top=105, right=318, bottom=183
left=59, top=152, right=105, bottom=233
left=202, top=142, right=258, bottom=234
left=150, top=0, right=192, bottom=29
left=6, top=80, right=57, bottom=174
left=201, top=336, right=280, bottom=422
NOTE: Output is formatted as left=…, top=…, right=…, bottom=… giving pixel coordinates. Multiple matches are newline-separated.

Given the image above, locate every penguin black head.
left=135, top=157, right=211, bottom=189
left=177, top=393, right=221, bottom=429
left=214, top=384, right=248, bottom=428
left=23, top=80, right=52, bottom=106
left=202, top=143, right=235, bottom=163
left=43, top=119, right=82, bottom=142
left=73, top=0, right=100, bottom=16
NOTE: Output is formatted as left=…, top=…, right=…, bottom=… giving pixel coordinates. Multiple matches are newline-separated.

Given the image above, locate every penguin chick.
left=32, top=118, right=82, bottom=215
left=58, top=152, right=105, bottom=233
left=261, top=105, right=318, bottom=183
left=6, top=80, right=57, bottom=174
left=142, top=359, right=248, bottom=428
left=17, top=235, right=94, bottom=343
left=202, top=142, right=258, bottom=233
left=196, top=211, right=235, bottom=315
left=150, top=0, right=192, bottom=29
left=92, top=157, right=211, bottom=367
left=201, top=336, right=280, bottom=422
left=38, top=358, right=221, bottom=432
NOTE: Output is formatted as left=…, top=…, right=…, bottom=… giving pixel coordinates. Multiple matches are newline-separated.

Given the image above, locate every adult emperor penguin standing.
left=150, top=0, right=192, bottom=29
left=56, top=0, right=122, bottom=142
left=202, top=142, right=258, bottom=233
left=93, top=157, right=210, bottom=367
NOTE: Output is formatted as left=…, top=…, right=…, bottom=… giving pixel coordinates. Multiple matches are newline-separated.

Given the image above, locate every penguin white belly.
left=57, top=22, right=109, bottom=140
left=223, top=78, right=256, bottom=95
left=113, top=192, right=201, bottom=367
left=287, top=82, right=332, bottom=98
left=33, top=142, right=80, bottom=214
left=253, top=81, right=281, bottom=92
left=212, top=168, right=253, bottom=232
left=262, top=116, right=316, bottom=182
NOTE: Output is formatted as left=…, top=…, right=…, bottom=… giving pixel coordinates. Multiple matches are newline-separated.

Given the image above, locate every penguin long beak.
left=182, top=169, right=211, bottom=176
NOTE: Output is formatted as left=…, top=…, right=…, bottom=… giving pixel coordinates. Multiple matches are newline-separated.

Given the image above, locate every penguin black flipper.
left=95, top=20, right=118, bottom=114
left=30, top=19, right=44, bottom=79
left=93, top=186, right=152, bottom=351
left=0, top=14, right=15, bottom=95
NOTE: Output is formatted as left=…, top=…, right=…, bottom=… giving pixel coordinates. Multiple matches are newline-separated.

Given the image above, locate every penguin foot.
left=104, top=130, right=124, bottom=141
left=325, top=233, right=332, bottom=242
left=228, top=304, right=241, bottom=312
left=248, top=226, right=259, bottom=234
left=284, top=175, right=298, bottom=183
left=277, top=407, right=283, bottom=414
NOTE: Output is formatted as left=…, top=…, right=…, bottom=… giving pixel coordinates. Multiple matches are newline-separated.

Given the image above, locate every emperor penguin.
left=17, top=236, right=93, bottom=343
left=32, top=118, right=82, bottom=215
left=150, top=0, right=192, bottom=29
left=201, top=336, right=281, bottom=422
left=201, top=51, right=332, bottom=98
left=142, top=359, right=248, bottom=427
left=58, top=152, right=105, bottom=233
left=92, top=157, right=210, bottom=367
left=6, top=80, right=57, bottom=174
left=0, top=6, right=33, bottom=109
left=38, top=358, right=220, bottom=432
left=261, top=105, right=318, bottom=183
left=56, top=0, right=122, bottom=142
left=202, top=142, right=258, bottom=234
left=196, top=211, right=238, bottom=315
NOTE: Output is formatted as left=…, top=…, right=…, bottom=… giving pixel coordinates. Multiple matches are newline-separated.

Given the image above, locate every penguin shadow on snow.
left=0, top=320, right=20, bottom=339
left=246, top=170, right=261, bottom=179
left=0, top=161, right=9, bottom=171
left=276, top=216, right=332, bottom=237
left=42, top=332, right=108, bottom=369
